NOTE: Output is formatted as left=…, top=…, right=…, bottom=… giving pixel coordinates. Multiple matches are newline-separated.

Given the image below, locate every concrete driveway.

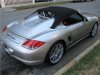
left=0, top=0, right=100, bottom=75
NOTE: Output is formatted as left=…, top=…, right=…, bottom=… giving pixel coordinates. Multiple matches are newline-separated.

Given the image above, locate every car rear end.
left=1, top=12, right=56, bottom=65
left=2, top=28, right=51, bottom=65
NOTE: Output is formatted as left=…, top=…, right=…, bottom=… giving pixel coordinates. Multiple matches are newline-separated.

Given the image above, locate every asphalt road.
left=0, top=0, right=100, bottom=75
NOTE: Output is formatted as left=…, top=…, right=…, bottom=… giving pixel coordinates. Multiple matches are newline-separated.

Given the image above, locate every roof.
left=36, top=6, right=78, bottom=28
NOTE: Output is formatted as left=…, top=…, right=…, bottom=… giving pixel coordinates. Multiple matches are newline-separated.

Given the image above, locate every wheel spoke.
left=50, top=43, right=64, bottom=64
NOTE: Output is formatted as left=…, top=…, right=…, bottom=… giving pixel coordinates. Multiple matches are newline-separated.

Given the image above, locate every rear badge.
left=7, top=33, right=16, bottom=40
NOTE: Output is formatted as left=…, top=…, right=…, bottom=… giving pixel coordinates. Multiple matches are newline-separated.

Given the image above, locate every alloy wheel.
left=49, top=43, right=64, bottom=64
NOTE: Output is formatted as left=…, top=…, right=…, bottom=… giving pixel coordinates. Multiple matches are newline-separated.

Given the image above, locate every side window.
left=62, top=13, right=84, bottom=26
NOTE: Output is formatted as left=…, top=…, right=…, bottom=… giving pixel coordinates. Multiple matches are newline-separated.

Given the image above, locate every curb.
left=53, top=39, right=100, bottom=75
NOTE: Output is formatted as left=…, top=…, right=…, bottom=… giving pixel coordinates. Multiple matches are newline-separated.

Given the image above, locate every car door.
left=70, top=21, right=86, bottom=42
left=62, top=13, right=89, bottom=43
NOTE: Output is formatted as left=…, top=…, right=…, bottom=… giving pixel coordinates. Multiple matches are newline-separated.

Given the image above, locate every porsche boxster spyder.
left=2, top=6, right=98, bottom=65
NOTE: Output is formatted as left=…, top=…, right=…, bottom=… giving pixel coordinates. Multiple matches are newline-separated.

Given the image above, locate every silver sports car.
left=2, top=6, right=98, bottom=65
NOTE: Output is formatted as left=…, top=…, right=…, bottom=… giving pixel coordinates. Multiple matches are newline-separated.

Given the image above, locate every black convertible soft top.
left=37, top=6, right=78, bottom=28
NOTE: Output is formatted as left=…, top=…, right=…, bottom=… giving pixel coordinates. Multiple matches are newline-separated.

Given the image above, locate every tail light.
left=2, top=26, right=7, bottom=32
left=22, top=40, right=45, bottom=50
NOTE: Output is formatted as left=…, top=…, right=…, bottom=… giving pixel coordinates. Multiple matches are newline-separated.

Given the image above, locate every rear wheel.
left=46, top=41, right=65, bottom=65
left=89, top=23, right=98, bottom=37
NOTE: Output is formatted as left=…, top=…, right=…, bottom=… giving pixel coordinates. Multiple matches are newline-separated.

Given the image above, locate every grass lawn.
left=64, top=43, right=100, bottom=75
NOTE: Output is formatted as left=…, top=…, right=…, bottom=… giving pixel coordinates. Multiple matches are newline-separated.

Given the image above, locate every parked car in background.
left=2, top=6, right=98, bottom=65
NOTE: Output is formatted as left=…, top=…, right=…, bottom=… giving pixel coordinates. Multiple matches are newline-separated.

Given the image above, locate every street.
left=0, top=0, right=100, bottom=75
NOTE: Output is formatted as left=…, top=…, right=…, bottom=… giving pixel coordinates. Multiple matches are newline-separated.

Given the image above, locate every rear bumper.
left=3, top=44, right=43, bottom=65
left=13, top=54, right=43, bottom=65
left=3, top=44, right=44, bottom=65
left=1, top=31, right=52, bottom=65
left=2, top=34, right=51, bottom=65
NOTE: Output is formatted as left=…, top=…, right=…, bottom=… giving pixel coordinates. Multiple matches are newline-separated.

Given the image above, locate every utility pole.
left=0, top=0, right=5, bottom=8
left=32, top=0, right=35, bottom=3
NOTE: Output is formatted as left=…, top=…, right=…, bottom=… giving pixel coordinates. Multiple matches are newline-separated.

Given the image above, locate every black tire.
left=89, top=23, right=98, bottom=37
left=46, top=41, right=65, bottom=65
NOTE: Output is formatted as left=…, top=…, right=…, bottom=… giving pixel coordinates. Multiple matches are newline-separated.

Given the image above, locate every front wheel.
left=46, top=41, right=65, bottom=65
left=89, top=23, right=98, bottom=37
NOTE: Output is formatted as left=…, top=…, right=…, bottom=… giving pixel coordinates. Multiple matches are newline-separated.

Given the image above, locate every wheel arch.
left=45, top=39, right=66, bottom=64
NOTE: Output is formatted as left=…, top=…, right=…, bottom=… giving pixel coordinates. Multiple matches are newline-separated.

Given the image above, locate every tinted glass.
left=63, top=13, right=84, bottom=26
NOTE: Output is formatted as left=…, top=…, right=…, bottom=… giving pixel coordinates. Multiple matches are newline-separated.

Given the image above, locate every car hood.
left=7, top=16, right=55, bottom=39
